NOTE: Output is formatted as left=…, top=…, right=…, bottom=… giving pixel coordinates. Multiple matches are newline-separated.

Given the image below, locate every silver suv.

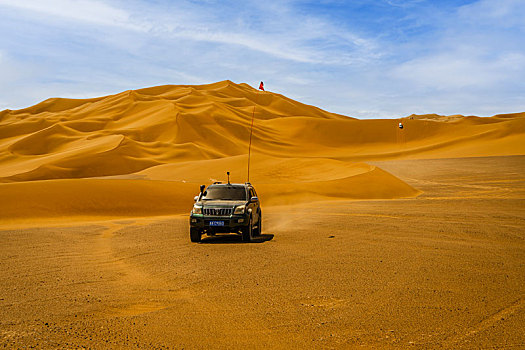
left=189, top=182, right=262, bottom=242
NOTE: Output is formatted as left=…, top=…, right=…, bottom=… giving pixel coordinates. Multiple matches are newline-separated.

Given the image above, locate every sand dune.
left=0, top=80, right=524, bottom=222
left=1, top=81, right=525, bottom=348
left=1, top=80, right=523, bottom=182
left=1, top=156, right=524, bottom=348
left=0, top=179, right=196, bottom=224
left=0, top=160, right=419, bottom=225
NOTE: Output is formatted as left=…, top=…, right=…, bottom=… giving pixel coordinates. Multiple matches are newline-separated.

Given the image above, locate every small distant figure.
left=398, top=122, right=404, bottom=129
left=259, top=81, right=264, bottom=91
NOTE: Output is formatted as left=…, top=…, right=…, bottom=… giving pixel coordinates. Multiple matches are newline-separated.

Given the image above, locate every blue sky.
left=0, top=0, right=523, bottom=118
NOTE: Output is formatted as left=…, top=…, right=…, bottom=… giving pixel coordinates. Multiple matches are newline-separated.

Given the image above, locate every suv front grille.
left=203, top=208, right=232, bottom=216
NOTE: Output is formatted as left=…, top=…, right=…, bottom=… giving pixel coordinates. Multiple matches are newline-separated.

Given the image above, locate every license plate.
left=209, top=221, right=224, bottom=227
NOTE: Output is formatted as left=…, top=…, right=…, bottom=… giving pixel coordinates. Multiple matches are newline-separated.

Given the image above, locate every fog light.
left=238, top=218, right=244, bottom=223
left=191, top=219, right=197, bottom=223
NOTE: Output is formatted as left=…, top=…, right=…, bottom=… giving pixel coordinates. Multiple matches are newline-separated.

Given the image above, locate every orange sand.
left=1, top=80, right=523, bottom=223
left=1, top=81, right=525, bottom=348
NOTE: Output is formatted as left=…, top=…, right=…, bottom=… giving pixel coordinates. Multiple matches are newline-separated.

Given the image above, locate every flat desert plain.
left=1, top=81, right=524, bottom=348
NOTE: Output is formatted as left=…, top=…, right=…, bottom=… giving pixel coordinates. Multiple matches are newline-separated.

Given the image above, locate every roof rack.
left=245, top=182, right=252, bottom=185
left=213, top=181, right=222, bottom=184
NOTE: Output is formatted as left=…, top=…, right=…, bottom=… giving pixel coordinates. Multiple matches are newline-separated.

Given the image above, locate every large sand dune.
left=1, top=81, right=525, bottom=348
left=1, top=80, right=524, bottom=222
left=1, top=81, right=523, bottom=184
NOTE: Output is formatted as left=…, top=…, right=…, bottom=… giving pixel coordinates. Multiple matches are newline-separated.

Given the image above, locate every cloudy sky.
left=0, top=0, right=523, bottom=118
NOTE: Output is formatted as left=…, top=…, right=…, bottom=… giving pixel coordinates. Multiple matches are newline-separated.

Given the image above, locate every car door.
left=246, top=188, right=255, bottom=222
left=250, top=188, right=260, bottom=223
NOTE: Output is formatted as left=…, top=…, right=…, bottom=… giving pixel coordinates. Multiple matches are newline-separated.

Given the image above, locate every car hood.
left=197, top=200, right=246, bottom=207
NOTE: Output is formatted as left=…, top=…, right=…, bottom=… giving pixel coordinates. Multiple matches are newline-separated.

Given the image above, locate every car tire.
left=190, top=228, right=201, bottom=243
left=254, top=213, right=262, bottom=236
left=242, top=217, right=253, bottom=242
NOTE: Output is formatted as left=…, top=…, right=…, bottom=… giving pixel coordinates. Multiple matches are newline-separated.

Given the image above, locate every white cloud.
left=0, top=0, right=377, bottom=65
left=281, top=75, right=314, bottom=86
left=391, top=53, right=525, bottom=89
left=457, top=0, right=525, bottom=28
left=0, top=0, right=523, bottom=117
left=384, top=0, right=424, bottom=8
left=171, top=29, right=319, bottom=64
left=0, top=0, right=146, bottom=29
left=0, top=51, right=40, bottom=85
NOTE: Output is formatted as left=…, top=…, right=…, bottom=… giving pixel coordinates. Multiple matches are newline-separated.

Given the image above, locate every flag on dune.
left=259, top=81, right=264, bottom=91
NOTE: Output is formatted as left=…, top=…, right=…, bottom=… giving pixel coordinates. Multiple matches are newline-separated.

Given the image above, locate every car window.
left=202, top=186, right=247, bottom=200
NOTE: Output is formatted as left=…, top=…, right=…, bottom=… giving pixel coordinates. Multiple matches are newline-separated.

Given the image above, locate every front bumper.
left=190, top=213, right=249, bottom=233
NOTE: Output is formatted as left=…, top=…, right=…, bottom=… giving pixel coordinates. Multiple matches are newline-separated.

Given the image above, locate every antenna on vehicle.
left=227, top=171, right=230, bottom=184
left=247, top=81, right=265, bottom=182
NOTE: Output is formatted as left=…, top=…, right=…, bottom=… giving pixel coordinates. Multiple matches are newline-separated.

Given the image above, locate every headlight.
left=192, top=205, right=202, bottom=214
left=233, top=205, right=245, bottom=214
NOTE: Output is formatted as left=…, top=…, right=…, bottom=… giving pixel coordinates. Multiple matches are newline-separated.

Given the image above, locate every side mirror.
left=200, top=185, right=205, bottom=193
left=194, top=195, right=199, bottom=202
left=250, top=196, right=259, bottom=203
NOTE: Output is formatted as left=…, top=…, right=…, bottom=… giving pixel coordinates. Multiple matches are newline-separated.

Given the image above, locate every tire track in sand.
left=95, top=220, right=192, bottom=317
left=443, top=297, right=525, bottom=347
left=97, top=220, right=275, bottom=344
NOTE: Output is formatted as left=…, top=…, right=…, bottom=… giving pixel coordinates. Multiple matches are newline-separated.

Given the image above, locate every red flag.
left=259, top=81, right=264, bottom=91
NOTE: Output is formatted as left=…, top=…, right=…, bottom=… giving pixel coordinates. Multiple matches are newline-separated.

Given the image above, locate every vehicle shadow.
left=200, top=233, right=274, bottom=244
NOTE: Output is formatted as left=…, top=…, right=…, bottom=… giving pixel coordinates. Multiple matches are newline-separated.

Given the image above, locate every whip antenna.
left=247, top=81, right=264, bottom=182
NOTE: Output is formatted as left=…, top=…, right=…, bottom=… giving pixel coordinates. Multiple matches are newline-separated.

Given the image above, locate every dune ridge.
left=1, top=80, right=523, bottom=183
left=1, top=80, right=524, bottom=222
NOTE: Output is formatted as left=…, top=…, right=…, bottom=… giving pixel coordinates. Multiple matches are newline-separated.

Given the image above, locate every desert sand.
left=1, top=80, right=524, bottom=348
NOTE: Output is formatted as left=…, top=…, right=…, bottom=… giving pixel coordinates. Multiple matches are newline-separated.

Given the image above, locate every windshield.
left=202, top=186, right=246, bottom=200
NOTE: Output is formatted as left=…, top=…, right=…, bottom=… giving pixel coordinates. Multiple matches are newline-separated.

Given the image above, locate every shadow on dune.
left=200, top=233, right=274, bottom=244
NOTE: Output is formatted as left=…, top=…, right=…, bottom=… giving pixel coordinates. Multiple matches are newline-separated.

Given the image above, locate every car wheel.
left=190, top=228, right=201, bottom=243
left=254, top=213, right=262, bottom=236
left=242, top=217, right=253, bottom=242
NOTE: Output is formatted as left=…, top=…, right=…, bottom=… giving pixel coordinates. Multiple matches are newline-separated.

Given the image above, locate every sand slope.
left=1, top=80, right=524, bottom=221
left=1, top=156, right=524, bottom=348
left=1, top=82, right=524, bottom=348
left=1, top=80, right=523, bottom=183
